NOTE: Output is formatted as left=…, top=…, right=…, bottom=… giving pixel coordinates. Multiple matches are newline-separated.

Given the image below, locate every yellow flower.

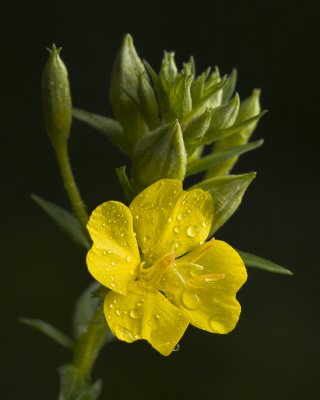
left=86, top=179, right=247, bottom=356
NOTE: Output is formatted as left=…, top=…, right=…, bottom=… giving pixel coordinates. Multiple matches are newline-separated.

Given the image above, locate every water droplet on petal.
left=109, top=303, right=114, bottom=309
left=202, top=221, right=207, bottom=228
left=111, top=261, right=116, bottom=266
left=110, top=283, right=116, bottom=288
left=177, top=213, right=184, bottom=221
left=187, top=225, right=199, bottom=238
left=129, top=309, right=141, bottom=319
left=181, top=290, right=200, bottom=310
left=115, top=309, right=121, bottom=316
left=174, top=226, right=180, bottom=233
left=155, top=313, right=162, bottom=320
left=173, top=343, right=180, bottom=352
left=126, top=255, right=132, bottom=262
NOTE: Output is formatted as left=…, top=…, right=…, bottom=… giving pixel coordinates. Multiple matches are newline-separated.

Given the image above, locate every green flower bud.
left=109, top=34, right=148, bottom=144
left=207, top=93, right=240, bottom=132
left=131, top=120, right=187, bottom=192
left=183, top=108, right=212, bottom=157
left=42, top=44, right=72, bottom=150
left=207, top=89, right=261, bottom=177
left=137, top=72, right=159, bottom=130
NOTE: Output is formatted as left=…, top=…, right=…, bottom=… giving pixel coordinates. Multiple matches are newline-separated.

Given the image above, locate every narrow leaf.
left=19, top=318, right=74, bottom=349
left=72, top=108, right=130, bottom=156
left=31, top=194, right=90, bottom=249
left=187, top=140, right=263, bottom=176
left=203, top=110, right=267, bottom=144
left=58, top=364, right=102, bottom=400
left=238, top=250, right=293, bottom=275
left=73, top=282, right=101, bottom=340
left=192, top=173, right=256, bottom=234
left=115, top=166, right=135, bottom=203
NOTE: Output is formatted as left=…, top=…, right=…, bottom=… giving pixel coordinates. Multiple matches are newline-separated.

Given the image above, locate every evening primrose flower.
left=86, top=179, right=247, bottom=356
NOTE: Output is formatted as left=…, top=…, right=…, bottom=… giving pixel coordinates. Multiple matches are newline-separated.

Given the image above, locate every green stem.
left=54, top=143, right=89, bottom=237
left=72, top=304, right=107, bottom=377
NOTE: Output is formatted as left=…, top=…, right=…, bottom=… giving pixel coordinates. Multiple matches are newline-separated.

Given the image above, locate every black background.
left=1, top=0, right=319, bottom=399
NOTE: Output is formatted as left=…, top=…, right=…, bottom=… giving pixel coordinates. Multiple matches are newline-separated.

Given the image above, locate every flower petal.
left=130, top=179, right=213, bottom=260
left=162, top=240, right=247, bottom=333
left=104, top=283, right=189, bottom=356
left=86, top=201, right=140, bottom=295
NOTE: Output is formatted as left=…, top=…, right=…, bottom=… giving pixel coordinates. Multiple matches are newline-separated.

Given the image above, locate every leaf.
left=238, top=250, right=293, bottom=275
left=31, top=194, right=90, bottom=249
left=203, top=110, right=267, bottom=144
left=187, top=140, right=264, bottom=176
left=19, top=318, right=74, bottom=349
left=192, top=173, right=256, bottom=235
left=115, top=166, right=135, bottom=203
left=73, top=282, right=101, bottom=340
left=58, top=364, right=102, bottom=400
left=72, top=108, right=130, bottom=156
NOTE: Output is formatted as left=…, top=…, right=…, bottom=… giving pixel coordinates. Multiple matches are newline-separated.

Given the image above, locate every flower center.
left=139, top=253, right=175, bottom=290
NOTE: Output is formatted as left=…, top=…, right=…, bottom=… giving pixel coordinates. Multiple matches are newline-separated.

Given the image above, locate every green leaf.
left=19, top=318, right=74, bottom=349
left=187, top=140, right=263, bottom=176
left=115, top=166, right=135, bottom=203
left=192, top=173, right=256, bottom=234
left=238, top=250, right=293, bottom=275
left=203, top=110, right=267, bottom=144
left=73, top=282, right=101, bottom=340
left=58, top=364, right=102, bottom=400
left=31, top=194, right=90, bottom=249
left=72, top=108, right=130, bottom=156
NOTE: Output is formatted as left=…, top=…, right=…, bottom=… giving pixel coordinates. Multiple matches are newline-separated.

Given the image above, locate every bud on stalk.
left=42, top=44, right=72, bottom=150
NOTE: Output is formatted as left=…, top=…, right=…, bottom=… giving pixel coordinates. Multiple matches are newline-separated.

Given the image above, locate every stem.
left=72, top=304, right=107, bottom=377
left=54, top=143, right=89, bottom=236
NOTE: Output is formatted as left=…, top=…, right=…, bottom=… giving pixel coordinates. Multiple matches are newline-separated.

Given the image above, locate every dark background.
left=1, top=0, right=319, bottom=399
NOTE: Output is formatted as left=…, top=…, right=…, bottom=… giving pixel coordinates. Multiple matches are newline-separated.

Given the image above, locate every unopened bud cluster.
left=109, top=34, right=264, bottom=192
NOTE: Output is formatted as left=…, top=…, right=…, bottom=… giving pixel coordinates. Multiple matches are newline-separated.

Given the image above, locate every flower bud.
left=42, top=44, right=72, bottom=150
left=109, top=34, right=148, bottom=144
left=207, top=89, right=261, bottom=177
left=131, top=120, right=187, bottom=192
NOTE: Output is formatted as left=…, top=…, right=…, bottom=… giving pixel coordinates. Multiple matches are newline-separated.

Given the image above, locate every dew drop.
left=155, top=313, right=162, bottom=320
left=115, top=309, right=121, bottom=316
left=173, top=343, right=180, bottom=352
left=177, top=213, right=184, bottom=221
left=174, top=240, right=181, bottom=249
left=129, top=309, right=141, bottom=319
left=109, top=303, right=114, bottom=309
left=135, top=215, right=139, bottom=220
left=110, top=282, right=116, bottom=288
left=111, top=261, right=116, bottom=266
left=173, top=226, right=180, bottom=234
left=181, top=290, right=200, bottom=310
left=126, top=255, right=132, bottom=262
left=168, top=217, right=173, bottom=223
left=187, top=225, right=199, bottom=238
left=202, top=221, right=207, bottom=228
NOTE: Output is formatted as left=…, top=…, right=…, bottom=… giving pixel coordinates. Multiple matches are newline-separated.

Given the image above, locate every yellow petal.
left=162, top=240, right=247, bottom=334
left=130, top=179, right=213, bottom=260
left=104, top=283, right=189, bottom=356
left=86, top=201, right=140, bottom=295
